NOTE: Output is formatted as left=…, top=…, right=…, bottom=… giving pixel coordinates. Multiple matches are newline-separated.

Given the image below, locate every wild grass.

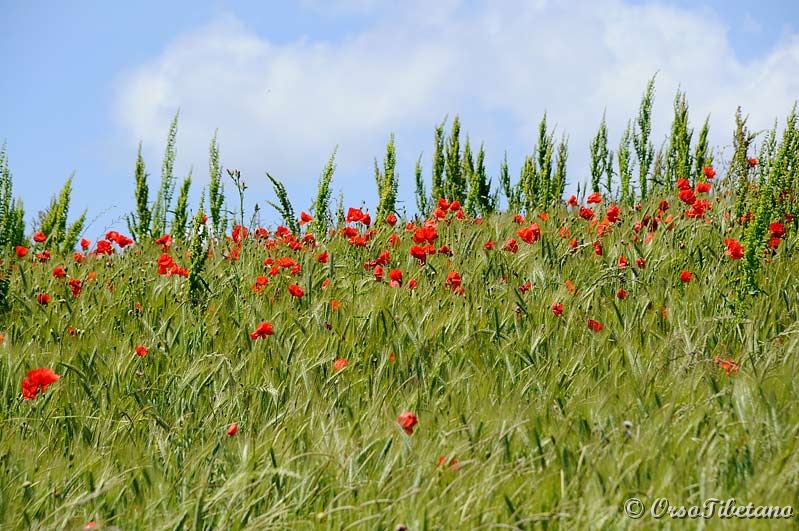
left=1, top=186, right=798, bottom=530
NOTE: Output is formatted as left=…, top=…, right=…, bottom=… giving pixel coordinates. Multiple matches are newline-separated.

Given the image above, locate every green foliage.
left=311, top=147, right=337, bottom=237
left=414, top=154, right=428, bottom=216
left=187, top=191, right=209, bottom=307
left=266, top=172, right=299, bottom=235
left=126, top=142, right=151, bottom=241
left=38, top=175, right=85, bottom=252
left=227, top=169, right=248, bottom=229
left=499, top=151, right=517, bottom=212
left=553, top=135, right=569, bottom=204
left=432, top=117, right=446, bottom=202
left=633, top=75, right=656, bottom=200
left=589, top=112, right=611, bottom=194
left=376, top=136, right=398, bottom=221
left=1, top=184, right=798, bottom=529
left=172, top=172, right=192, bottom=241
left=693, top=115, right=712, bottom=183
left=618, top=121, right=633, bottom=204
left=208, top=130, right=227, bottom=239
left=62, top=210, right=86, bottom=252
left=518, top=154, right=537, bottom=215
left=444, top=115, right=464, bottom=203
left=772, top=104, right=798, bottom=223
left=664, top=89, right=693, bottom=189
left=0, top=142, right=26, bottom=250
left=151, top=111, right=179, bottom=236
left=465, top=142, right=493, bottom=216
left=730, top=107, right=758, bottom=221
left=536, top=113, right=556, bottom=208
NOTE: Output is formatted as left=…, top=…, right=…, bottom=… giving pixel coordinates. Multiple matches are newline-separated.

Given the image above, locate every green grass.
left=1, top=190, right=798, bottom=530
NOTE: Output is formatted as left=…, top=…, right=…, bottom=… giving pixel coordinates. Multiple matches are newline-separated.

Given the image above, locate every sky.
left=1, top=0, right=798, bottom=239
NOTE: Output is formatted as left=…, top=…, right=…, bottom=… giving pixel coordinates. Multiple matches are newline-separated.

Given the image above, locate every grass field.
left=1, top=91, right=799, bottom=529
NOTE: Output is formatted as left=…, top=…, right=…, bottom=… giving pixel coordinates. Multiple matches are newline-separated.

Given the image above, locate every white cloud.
left=113, top=1, right=799, bottom=213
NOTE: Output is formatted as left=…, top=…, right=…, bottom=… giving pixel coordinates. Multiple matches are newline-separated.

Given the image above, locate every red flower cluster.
left=21, top=367, right=60, bottom=400
left=250, top=322, right=274, bottom=340
left=397, top=411, right=418, bottom=435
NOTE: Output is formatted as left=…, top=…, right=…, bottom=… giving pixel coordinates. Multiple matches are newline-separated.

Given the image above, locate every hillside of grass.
left=1, top=80, right=798, bottom=529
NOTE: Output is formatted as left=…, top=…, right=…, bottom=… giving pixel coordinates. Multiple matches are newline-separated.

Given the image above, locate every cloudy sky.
left=2, top=0, right=798, bottom=237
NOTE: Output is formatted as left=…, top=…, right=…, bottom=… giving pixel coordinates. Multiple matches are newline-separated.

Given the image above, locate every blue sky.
left=2, top=0, right=798, bottom=239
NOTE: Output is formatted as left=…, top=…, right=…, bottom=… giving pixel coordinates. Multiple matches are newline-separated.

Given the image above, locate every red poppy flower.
left=410, top=245, right=428, bottom=264
left=678, top=189, right=696, bottom=205
left=288, top=284, right=304, bottom=298
left=748, top=157, right=758, bottom=167
left=68, top=278, right=82, bottom=297
left=388, top=268, right=403, bottom=286
left=37, top=293, right=50, bottom=305
left=250, top=321, right=274, bottom=339
left=79, top=238, right=90, bottom=251
left=484, top=241, right=495, bottom=250
left=157, top=253, right=174, bottom=275
left=587, top=319, right=603, bottom=332
left=703, top=166, right=716, bottom=179
left=33, top=231, right=46, bottom=243
left=15, top=245, right=28, bottom=257
left=95, top=240, right=114, bottom=256
left=346, top=207, right=364, bottom=223
left=586, top=192, right=602, bottom=204
left=769, top=222, right=785, bottom=239
left=299, top=211, right=313, bottom=225
left=566, top=195, right=578, bottom=207
left=538, top=212, right=549, bottom=221
left=407, top=279, right=418, bottom=290
left=695, top=182, right=711, bottom=194
left=713, top=356, right=740, bottom=375
left=593, top=240, right=603, bottom=256
left=513, top=214, right=525, bottom=224
left=617, top=256, right=628, bottom=268
left=155, top=234, right=172, bottom=250
left=517, top=223, right=541, bottom=244
left=724, top=239, right=744, bottom=260
left=616, top=288, right=628, bottom=299
left=397, top=411, right=418, bottom=435
left=386, top=213, right=398, bottom=226
left=635, top=258, right=646, bottom=269
left=519, top=281, right=531, bottom=293
left=679, top=270, right=693, bottom=283
left=21, top=367, right=60, bottom=400
left=333, top=358, right=348, bottom=372
left=135, top=345, right=149, bottom=357
left=606, top=204, right=621, bottom=223
left=676, top=178, right=691, bottom=191
left=578, top=206, right=595, bottom=221
left=373, top=265, right=384, bottom=282
left=231, top=225, right=249, bottom=243
left=551, top=302, right=563, bottom=316
left=322, top=278, right=330, bottom=290
left=445, top=271, right=462, bottom=292
left=503, top=238, right=519, bottom=253
left=565, top=280, right=577, bottom=295
left=52, top=267, right=67, bottom=278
